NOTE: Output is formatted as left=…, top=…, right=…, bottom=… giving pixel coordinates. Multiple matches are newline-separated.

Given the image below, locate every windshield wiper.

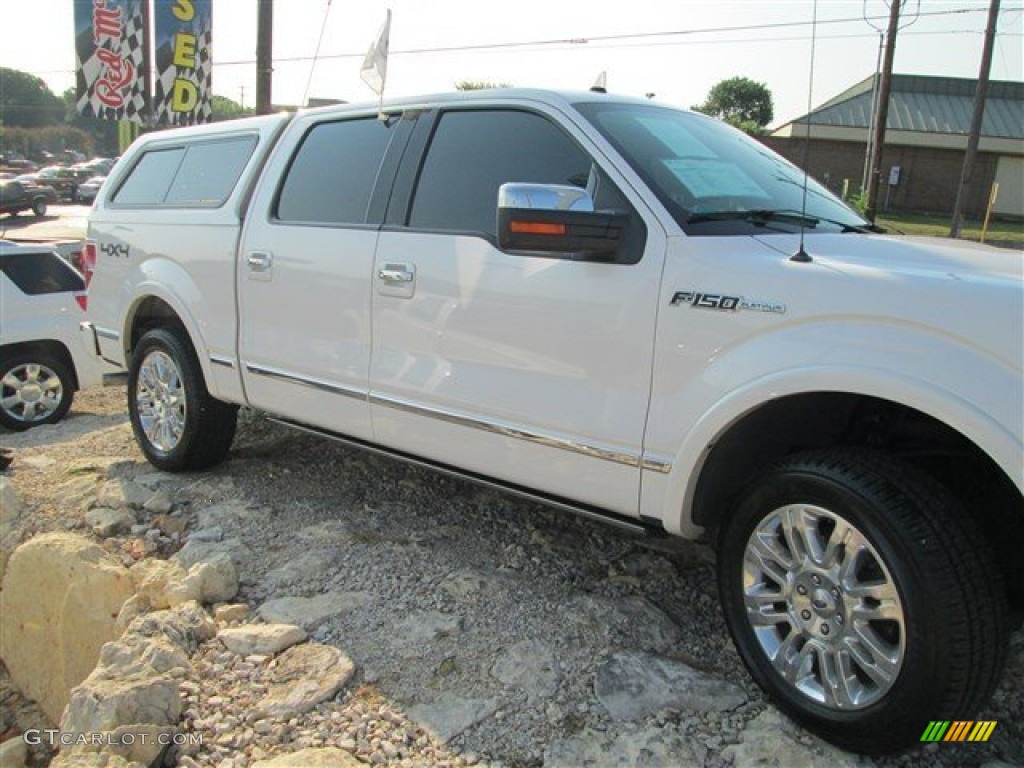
left=687, top=208, right=881, bottom=233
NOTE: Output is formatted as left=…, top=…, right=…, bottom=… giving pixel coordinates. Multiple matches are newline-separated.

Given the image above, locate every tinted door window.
left=276, top=118, right=394, bottom=225
left=112, top=148, right=185, bottom=205
left=165, top=137, right=257, bottom=205
left=409, top=110, right=592, bottom=238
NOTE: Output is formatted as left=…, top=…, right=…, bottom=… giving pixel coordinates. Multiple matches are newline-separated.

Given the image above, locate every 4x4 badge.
left=670, top=291, right=785, bottom=314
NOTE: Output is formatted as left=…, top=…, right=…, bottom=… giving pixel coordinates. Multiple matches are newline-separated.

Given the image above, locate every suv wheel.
left=0, top=351, right=74, bottom=430
left=31, top=198, right=47, bottom=217
left=128, top=327, right=238, bottom=471
left=717, top=450, right=1007, bottom=754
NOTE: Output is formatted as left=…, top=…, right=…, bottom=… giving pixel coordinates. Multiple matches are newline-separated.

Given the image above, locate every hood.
left=753, top=233, right=1022, bottom=286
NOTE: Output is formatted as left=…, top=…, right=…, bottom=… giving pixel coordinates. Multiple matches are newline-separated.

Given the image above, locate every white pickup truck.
left=82, top=89, right=1022, bottom=754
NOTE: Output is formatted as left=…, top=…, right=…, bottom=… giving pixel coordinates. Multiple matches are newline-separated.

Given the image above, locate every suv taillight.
left=75, top=240, right=98, bottom=311
left=81, top=240, right=97, bottom=287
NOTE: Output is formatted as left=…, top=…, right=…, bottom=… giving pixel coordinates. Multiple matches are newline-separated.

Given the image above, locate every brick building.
left=765, top=75, right=1023, bottom=220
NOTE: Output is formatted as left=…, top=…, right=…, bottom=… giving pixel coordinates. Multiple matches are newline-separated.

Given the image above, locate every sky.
left=2, top=0, right=1022, bottom=128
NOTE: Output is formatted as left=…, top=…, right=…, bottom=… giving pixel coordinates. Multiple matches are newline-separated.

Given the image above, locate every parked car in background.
left=0, top=242, right=100, bottom=429
left=24, top=166, right=91, bottom=202
left=75, top=157, right=116, bottom=177
left=76, top=175, right=107, bottom=205
left=0, top=179, right=57, bottom=218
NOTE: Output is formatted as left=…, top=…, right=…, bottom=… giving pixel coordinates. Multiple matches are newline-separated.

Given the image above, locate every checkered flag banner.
left=152, top=0, right=213, bottom=126
left=74, top=0, right=149, bottom=123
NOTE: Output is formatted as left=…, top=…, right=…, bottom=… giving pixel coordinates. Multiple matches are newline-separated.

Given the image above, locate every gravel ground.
left=1, top=387, right=1021, bottom=768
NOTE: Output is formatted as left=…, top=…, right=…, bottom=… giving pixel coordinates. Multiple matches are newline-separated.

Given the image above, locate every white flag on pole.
left=360, top=10, right=391, bottom=96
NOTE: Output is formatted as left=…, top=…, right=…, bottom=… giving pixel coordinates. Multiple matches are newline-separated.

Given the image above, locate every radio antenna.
left=792, top=0, right=819, bottom=263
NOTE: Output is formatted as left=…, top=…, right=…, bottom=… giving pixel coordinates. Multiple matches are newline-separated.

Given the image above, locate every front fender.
left=643, top=321, right=1023, bottom=537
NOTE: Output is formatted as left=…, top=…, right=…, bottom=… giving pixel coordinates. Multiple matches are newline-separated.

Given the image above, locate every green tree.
left=693, top=76, right=774, bottom=134
left=0, top=67, right=64, bottom=127
left=455, top=81, right=512, bottom=91
left=63, top=87, right=119, bottom=156
left=211, top=94, right=254, bottom=122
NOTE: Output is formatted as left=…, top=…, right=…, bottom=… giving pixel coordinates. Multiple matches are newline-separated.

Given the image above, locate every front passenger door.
left=370, top=107, right=666, bottom=515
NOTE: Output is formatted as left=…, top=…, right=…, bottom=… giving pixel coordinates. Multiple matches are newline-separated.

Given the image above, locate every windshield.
left=574, top=101, right=868, bottom=236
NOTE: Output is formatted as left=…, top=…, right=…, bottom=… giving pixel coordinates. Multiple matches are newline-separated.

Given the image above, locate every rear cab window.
left=111, top=135, right=257, bottom=207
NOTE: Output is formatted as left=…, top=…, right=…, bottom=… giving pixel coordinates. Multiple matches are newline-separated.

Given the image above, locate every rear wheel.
left=31, top=198, right=47, bottom=217
left=0, top=350, right=74, bottom=430
left=128, top=327, right=238, bottom=471
left=717, top=450, right=1007, bottom=754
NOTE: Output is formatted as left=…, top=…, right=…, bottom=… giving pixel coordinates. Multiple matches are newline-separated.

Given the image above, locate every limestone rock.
left=115, top=594, right=153, bottom=635
left=0, top=532, right=134, bottom=723
left=215, top=603, right=251, bottom=624
left=491, top=639, right=560, bottom=698
left=189, top=552, right=238, bottom=603
left=96, top=481, right=151, bottom=510
left=544, top=725, right=699, bottom=767
left=263, top=550, right=338, bottom=588
left=86, top=507, right=137, bottom=538
left=143, top=490, right=174, bottom=515
left=0, top=477, right=26, bottom=583
left=594, top=651, right=747, bottom=721
left=724, top=709, right=867, bottom=768
left=255, top=644, right=355, bottom=718
left=408, top=693, right=499, bottom=744
left=394, top=611, right=462, bottom=652
left=0, top=736, right=28, bottom=768
left=259, top=591, right=368, bottom=630
left=218, top=624, right=307, bottom=656
left=130, top=559, right=190, bottom=610
left=251, top=747, right=363, bottom=768
left=123, top=602, right=216, bottom=653
left=61, top=674, right=181, bottom=763
left=49, top=750, right=145, bottom=768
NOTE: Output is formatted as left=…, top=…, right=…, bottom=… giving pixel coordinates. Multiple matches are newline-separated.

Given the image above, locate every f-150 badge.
left=670, top=291, right=785, bottom=314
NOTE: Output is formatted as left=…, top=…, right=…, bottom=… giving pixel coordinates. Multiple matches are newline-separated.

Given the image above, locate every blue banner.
left=152, top=0, right=213, bottom=125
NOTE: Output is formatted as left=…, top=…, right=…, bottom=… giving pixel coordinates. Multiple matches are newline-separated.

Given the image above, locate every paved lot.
left=0, top=203, right=89, bottom=242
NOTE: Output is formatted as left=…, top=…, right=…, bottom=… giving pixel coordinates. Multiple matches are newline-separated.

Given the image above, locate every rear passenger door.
left=238, top=112, right=410, bottom=439
left=369, top=106, right=666, bottom=515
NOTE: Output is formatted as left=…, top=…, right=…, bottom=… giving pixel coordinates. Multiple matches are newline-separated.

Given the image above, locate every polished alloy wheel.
left=1, top=362, right=63, bottom=424
left=742, top=503, right=905, bottom=710
left=135, top=350, right=186, bottom=451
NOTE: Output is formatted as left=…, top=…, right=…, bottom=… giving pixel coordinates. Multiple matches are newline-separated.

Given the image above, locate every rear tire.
left=128, top=327, right=238, bottom=471
left=0, top=350, right=74, bottom=430
left=717, top=449, right=1007, bottom=754
left=31, top=198, right=47, bottom=217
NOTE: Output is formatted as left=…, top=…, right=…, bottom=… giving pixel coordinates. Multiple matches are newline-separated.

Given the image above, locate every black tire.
left=717, top=449, right=1007, bottom=754
left=31, top=198, right=47, bottom=217
left=127, top=327, right=238, bottom=471
left=0, top=350, right=75, bottom=431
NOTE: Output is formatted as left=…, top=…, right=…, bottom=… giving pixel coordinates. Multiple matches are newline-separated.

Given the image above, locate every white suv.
left=0, top=242, right=100, bottom=429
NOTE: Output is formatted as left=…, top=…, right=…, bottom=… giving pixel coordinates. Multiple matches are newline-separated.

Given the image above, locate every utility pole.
left=950, top=0, right=1000, bottom=238
left=256, top=0, right=273, bottom=114
left=863, top=0, right=902, bottom=222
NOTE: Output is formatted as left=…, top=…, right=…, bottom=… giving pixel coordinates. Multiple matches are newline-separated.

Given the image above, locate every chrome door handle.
left=378, top=265, right=414, bottom=283
left=248, top=252, right=273, bottom=271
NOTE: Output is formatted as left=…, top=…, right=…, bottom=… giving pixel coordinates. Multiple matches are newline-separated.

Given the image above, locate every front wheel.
left=717, top=450, right=1007, bottom=754
left=128, top=328, right=238, bottom=471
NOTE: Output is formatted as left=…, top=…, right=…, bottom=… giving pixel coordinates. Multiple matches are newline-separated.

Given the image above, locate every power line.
left=210, top=4, right=1021, bottom=66
left=11, top=6, right=1022, bottom=76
